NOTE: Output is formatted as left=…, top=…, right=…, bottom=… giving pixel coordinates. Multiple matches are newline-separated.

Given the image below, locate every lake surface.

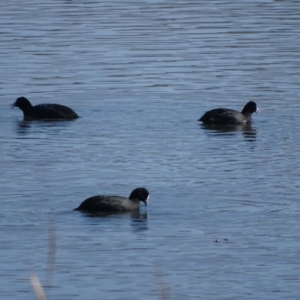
left=0, top=1, right=300, bottom=299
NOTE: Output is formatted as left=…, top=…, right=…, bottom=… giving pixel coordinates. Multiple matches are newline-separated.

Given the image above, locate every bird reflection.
left=78, top=210, right=148, bottom=231
left=242, top=125, right=257, bottom=142
left=130, top=211, right=148, bottom=231
left=200, top=123, right=257, bottom=142
left=15, top=119, right=76, bottom=136
left=16, top=120, right=32, bottom=135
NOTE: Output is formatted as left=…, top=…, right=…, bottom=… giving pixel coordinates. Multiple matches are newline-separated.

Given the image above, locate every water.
left=0, top=1, right=300, bottom=299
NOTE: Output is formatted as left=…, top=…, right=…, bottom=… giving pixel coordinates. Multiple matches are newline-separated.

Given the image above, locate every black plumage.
left=74, top=187, right=149, bottom=213
left=199, top=101, right=259, bottom=125
left=11, top=97, right=79, bottom=120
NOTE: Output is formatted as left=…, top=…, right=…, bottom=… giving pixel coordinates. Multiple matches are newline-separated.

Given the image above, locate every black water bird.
left=199, top=101, right=259, bottom=125
left=74, top=187, right=149, bottom=213
left=11, top=97, right=79, bottom=120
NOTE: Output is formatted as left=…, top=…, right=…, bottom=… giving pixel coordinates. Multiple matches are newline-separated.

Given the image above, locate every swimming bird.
left=199, top=101, right=259, bottom=125
left=11, top=96, right=79, bottom=120
left=74, top=187, right=149, bottom=213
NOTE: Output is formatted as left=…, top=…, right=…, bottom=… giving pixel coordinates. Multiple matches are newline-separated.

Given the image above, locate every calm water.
left=0, top=1, right=300, bottom=299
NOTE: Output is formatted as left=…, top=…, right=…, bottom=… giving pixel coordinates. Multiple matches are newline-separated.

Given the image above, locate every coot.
left=11, top=97, right=79, bottom=120
left=199, top=101, right=259, bottom=125
left=74, top=187, right=149, bottom=213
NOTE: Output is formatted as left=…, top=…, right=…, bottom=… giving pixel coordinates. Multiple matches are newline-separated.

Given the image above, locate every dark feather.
left=11, top=97, right=79, bottom=120
left=74, top=188, right=149, bottom=213
left=199, top=102, right=259, bottom=125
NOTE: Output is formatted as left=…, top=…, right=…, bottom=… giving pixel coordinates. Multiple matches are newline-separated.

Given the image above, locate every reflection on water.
left=1, top=0, right=300, bottom=299
left=16, top=120, right=32, bottom=135
left=15, top=119, right=78, bottom=136
left=75, top=210, right=148, bottom=231
left=130, top=211, right=148, bottom=231
left=242, top=125, right=257, bottom=142
left=200, top=123, right=257, bottom=142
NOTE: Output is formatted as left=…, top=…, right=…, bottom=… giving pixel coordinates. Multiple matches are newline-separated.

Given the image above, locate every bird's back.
left=30, top=103, right=79, bottom=119
left=75, top=195, right=139, bottom=213
left=200, top=108, right=245, bottom=125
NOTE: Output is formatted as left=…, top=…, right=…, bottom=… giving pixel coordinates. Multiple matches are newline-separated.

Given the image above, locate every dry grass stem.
left=30, top=223, right=56, bottom=300
left=46, top=222, right=56, bottom=289
left=30, top=275, right=47, bottom=300
left=155, top=266, right=170, bottom=300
